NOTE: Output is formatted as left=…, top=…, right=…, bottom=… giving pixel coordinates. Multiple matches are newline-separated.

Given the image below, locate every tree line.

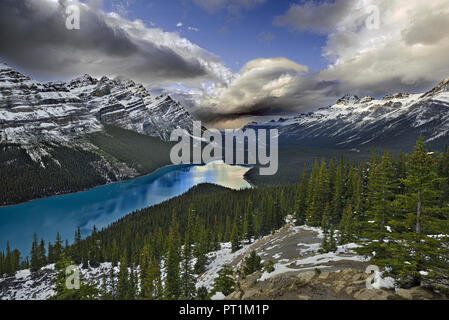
left=2, top=138, right=448, bottom=297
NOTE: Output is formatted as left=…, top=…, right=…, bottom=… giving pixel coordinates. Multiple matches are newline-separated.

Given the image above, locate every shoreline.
left=0, top=161, right=254, bottom=209
left=0, top=162, right=192, bottom=209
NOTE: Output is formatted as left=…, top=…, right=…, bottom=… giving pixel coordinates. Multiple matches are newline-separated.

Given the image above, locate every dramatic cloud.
left=276, top=0, right=449, bottom=96
left=194, top=57, right=338, bottom=125
left=274, top=0, right=357, bottom=34
left=0, top=0, right=232, bottom=87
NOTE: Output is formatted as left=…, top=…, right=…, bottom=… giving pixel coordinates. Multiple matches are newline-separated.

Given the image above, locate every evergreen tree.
left=243, top=251, right=262, bottom=276
left=180, top=233, right=196, bottom=300
left=30, top=233, right=39, bottom=272
left=117, top=255, right=129, bottom=300
left=230, top=215, right=241, bottom=253
left=212, top=265, right=235, bottom=296
left=294, top=165, right=308, bottom=225
left=165, top=213, right=181, bottom=300
left=242, top=198, right=254, bottom=242
left=50, top=253, right=99, bottom=300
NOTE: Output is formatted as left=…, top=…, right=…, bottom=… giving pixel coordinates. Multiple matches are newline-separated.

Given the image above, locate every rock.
left=333, top=281, right=347, bottom=294
left=318, top=272, right=331, bottom=280
left=242, top=288, right=262, bottom=300
left=396, top=287, right=434, bottom=300
left=227, top=290, right=243, bottom=300
left=297, top=271, right=315, bottom=283
left=297, top=295, right=311, bottom=300
left=345, top=286, right=359, bottom=296
left=354, top=288, right=395, bottom=300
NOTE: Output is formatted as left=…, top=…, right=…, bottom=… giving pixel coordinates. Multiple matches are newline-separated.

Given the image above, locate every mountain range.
left=246, top=78, right=449, bottom=151
left=0, top=63, right=193, bottom=205
left=2, top=62, right=449, bottom=203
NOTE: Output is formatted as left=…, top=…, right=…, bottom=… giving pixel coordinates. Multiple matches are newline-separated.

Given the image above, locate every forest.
left=1, top=137, right=448, bottom=299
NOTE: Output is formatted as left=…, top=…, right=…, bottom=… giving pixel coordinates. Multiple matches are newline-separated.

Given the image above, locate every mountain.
left=0, top=63, right=191, bottom=205
left=68, top=74, right=194, bottom=141
left=246, top=78, right=449, bottom=151
left=0, top=63, right=102, bottom=146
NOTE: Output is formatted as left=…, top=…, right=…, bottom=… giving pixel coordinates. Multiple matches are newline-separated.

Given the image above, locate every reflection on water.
left=0, top=161, right=251, bottom=254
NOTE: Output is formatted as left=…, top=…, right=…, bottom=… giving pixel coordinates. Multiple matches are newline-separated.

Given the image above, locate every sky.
left=1, top=0, right=449, bottom=128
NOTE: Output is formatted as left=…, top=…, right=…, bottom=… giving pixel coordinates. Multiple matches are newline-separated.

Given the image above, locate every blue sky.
left=101, top=0, right=328, bottom=73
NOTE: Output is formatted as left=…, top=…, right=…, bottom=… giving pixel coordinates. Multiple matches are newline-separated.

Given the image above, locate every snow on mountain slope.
left=0, top=63, right=102, bottom=145
left=68, top=74, right=195, bottom=141
left=246, top=78, right=449, bottom=150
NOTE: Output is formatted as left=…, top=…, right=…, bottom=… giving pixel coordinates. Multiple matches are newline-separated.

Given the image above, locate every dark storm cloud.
left=0, top=0, right=212, bottom=83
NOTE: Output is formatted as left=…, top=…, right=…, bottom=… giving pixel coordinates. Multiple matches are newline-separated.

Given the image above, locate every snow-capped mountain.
left=0, top=63, right=102, bottom=145
left=0, top=62, right=195, bottom=145
left=68, top=74, right=195, bottom=141
left=246, top=78, right=449, bottom=150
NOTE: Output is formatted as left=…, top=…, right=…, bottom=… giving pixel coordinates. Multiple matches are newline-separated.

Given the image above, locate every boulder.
left=396, top=287, right=434, bottom=300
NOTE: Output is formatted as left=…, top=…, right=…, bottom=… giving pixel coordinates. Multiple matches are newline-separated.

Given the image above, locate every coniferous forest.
left=1, top=138, right=449, bottom=299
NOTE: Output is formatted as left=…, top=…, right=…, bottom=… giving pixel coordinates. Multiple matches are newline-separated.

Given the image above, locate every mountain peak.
left=336, top=94, right=359, bottom=105
left=381, top=93, right=410, bottom=100
left=421, top=77, right=449, bottom=98
left=69, top=74, right=98, bottom=88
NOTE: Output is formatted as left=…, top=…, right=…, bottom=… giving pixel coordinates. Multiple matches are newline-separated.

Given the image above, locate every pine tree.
left=180, top=233, right=196, bottom=300
left=330, top=157, right=345, bottom=225
left=242, top=198, right=254, bottom=243
left=54, top=232, right=63, bottom=263
left=339, top=205, right=356, bottom=244
left=117, top=254, right=129, bottom=300
left=50, top=253, right=99, bottom=300
left=37, top=238, right=46, bottom=268
left=294, top=165, right=308, bottom=225
left=358, top=150, right=397, bottom=260
left=307, top=158, right=330, bottom=226
left=212, top=265, right=235, bottom=296
left=243, top=251, right=262, bottom=276
left=230, top=214, right=241, bottom=253
left=385, top=138, right=449, bottom=285
left=165, top=213, right=181, bottom=300
left=30, top=233, right=39, bottom=272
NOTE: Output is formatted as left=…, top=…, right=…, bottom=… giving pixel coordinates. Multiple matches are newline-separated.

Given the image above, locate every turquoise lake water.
left=0, top=161, right=251, bottom=255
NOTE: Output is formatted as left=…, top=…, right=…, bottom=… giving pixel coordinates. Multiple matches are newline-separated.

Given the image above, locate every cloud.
left=193, top=0, right=265, bottom=15
left=176, top=22, right=183, bottom=27
left=194, top=57, right=338, bottom=124
left=0, top=0, right=232, bottom=87
left=188, top=26, right=200, bottom=32
left=276, top=0, right=449, bottom=96
left=274, top=0, right=357, bottom=34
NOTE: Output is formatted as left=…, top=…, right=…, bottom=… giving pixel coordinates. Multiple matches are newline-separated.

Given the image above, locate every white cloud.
left=276, top=0, right=449, bottom=96
left=194, top=58, right=337, bottom=123
left=188, top=26, right=200, bottom=32
left=176, top=22, right=183, bottom=27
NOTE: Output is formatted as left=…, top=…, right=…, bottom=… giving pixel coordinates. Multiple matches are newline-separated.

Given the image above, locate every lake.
left=0, top=161, right=252, bottom=255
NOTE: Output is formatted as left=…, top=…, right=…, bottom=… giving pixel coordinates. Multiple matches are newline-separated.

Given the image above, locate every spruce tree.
left=212, top=265, right=235, bottom=296
left=117, top=255, right=129, bottom=300
left=230, top=215, right=241, bottom=253
left=165, top=213, right=181, bottom=300
left=294, top=165, right=308, bottom=225
left=180, top=233, right=196, bottom=300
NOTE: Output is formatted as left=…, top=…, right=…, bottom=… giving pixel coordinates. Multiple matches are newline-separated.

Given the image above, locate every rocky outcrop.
left=227, top=269, right=447, bottom=301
